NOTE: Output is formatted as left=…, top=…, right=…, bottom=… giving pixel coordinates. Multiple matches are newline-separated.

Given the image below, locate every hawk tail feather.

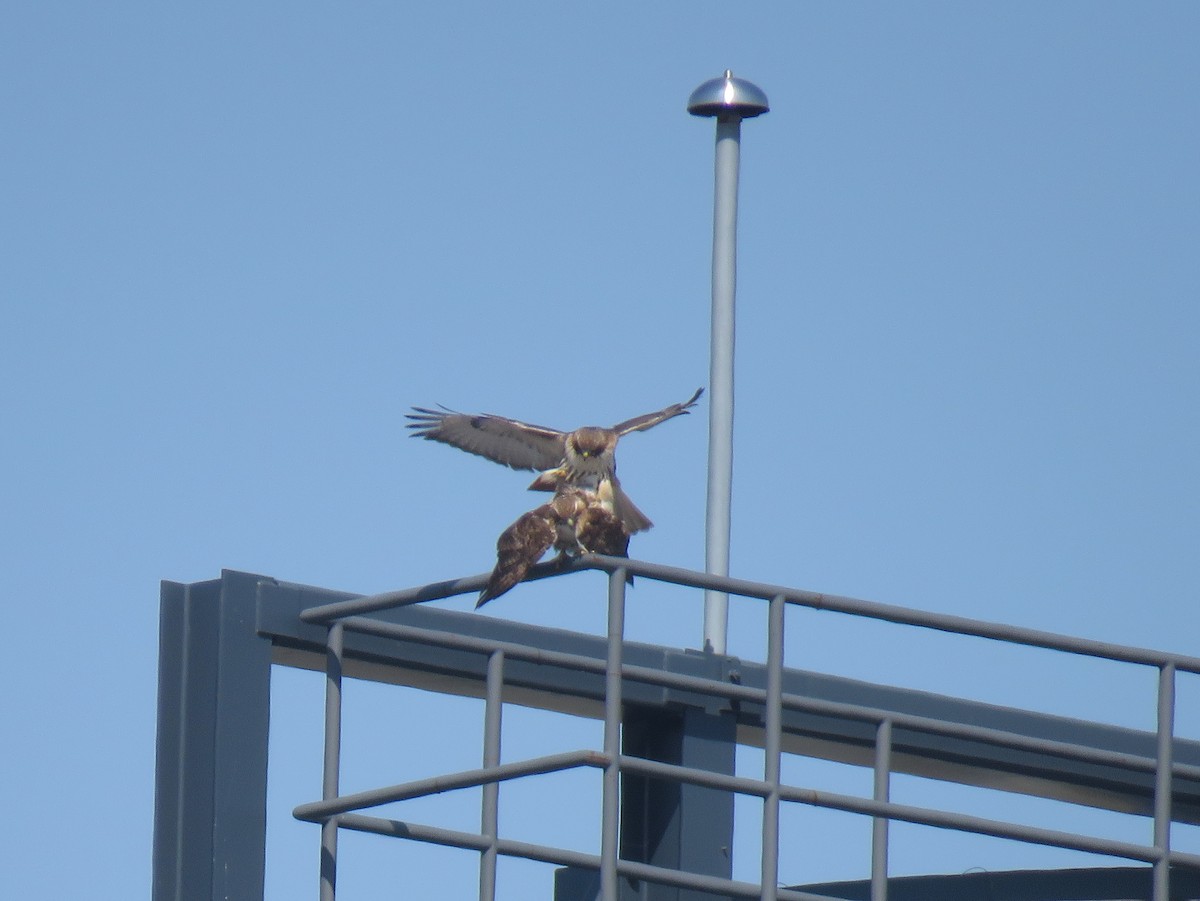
left=612, top=484, right=653, bottom=534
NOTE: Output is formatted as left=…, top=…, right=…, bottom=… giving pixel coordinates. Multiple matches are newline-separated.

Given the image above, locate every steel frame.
left=155, top=561, right=1200, bottom=901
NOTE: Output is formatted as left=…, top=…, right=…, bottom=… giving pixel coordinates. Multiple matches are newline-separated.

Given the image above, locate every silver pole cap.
left=687, top=69, right=769, bottom=119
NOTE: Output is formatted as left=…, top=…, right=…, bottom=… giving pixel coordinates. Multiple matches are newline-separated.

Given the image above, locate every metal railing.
left=291, top=555, right=1200, bottom=901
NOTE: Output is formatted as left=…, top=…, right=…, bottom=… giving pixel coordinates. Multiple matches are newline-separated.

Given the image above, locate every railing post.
left=320, top=622, right=344, bottom=901
left=761, top=594, right=786, bottom=901
left=480, top=650, right=505, bottom=901
left=1153, top=663, right=1175, bottom=901
left=601, top=568, right=628, bottom=901
left=871, top=719, right=893, bottom=901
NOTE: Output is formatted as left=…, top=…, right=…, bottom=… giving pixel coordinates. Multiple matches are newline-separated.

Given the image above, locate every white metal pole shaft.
left=689, top=69, right=768, bottom=655
left=703, top=116, right=742, bottom=655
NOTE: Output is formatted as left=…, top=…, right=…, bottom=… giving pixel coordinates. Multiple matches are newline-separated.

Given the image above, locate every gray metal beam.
left=153, top=571, right=274, bottom=901
left=620, top=706, right=737, bottom=901
left=253, top=573, right=1200, bottom=825
left=154, top=577, right=219, bottom=900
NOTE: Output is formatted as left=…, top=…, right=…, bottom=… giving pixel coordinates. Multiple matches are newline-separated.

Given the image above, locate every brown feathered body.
left=476, top=485, right=631, bottom=608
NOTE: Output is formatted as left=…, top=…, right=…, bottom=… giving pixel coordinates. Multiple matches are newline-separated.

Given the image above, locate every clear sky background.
left=2, top=3, right=1197, bottom=898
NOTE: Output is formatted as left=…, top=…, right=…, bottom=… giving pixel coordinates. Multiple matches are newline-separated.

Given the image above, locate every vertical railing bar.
left=479, top=649, right=505, bottom=901
left=871, top=719, right=893, bottom=901
left=1153, top=663, right=1176, bottom=901
left=761, top=593, right=786, bottom=901
left=600, top=567, right=627, bottom=901
left=320, top=621, right=344, bottom=901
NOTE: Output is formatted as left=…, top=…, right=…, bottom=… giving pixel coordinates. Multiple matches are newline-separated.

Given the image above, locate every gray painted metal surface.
left=319, top=621, right=342, bottom=901
left=480, top=648, right=504, bottom=901
left=600, top=569, right=626, bottom=901
left=154, top=571, right=273, bottom=901
left=156, top=562, right=1200, bottom=900
left=620, top=707, right=737, bottom=900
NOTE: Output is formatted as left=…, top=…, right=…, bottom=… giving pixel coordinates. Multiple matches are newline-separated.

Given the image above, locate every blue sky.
left=2, top=3, right=1197, bottom=898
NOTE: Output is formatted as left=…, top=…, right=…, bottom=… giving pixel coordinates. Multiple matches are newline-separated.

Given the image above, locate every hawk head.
left=565, top=427, right=618, bottom=473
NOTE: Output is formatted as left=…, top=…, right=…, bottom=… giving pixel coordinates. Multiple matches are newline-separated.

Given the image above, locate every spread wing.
left=407, top=406, right=568, bottom=471
left=610, top=387, right=704, bottom=437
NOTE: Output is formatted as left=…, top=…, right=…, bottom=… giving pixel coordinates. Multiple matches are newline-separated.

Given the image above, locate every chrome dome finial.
left=687, top=69, right=769, bottom=119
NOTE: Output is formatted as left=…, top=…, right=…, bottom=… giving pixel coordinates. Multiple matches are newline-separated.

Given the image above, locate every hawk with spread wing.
left=408, top=388, right=703, bottom=534
left=476, top=485, right=630, bottom=608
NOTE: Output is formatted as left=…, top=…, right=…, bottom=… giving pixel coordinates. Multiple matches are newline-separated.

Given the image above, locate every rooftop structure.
left=154, top=559, right=1200, bottom=900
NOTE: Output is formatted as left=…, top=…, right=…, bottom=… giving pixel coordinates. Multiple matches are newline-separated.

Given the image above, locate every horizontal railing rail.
left=297, top=747, right=1200, bottom=868
left=326, top=612, right=1200, bottom=785
left=299, top=555, right=1200, bottom=674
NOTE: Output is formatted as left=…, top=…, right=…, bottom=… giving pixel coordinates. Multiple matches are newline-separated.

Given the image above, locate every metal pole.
left=321, top=622, right=344, bottom=901
left=600, top=567, right=628, bottom=901
left=704, top=116, right=739, bottom=655
left=480, top=650, right=505, bottom=901
left=761, top=594, right=786, bottom=901
left=1153, top=663, right=1176, bottom=901
left=872, top=719, right=893, bottom=901
left=689, top=70, right=769, bottom=655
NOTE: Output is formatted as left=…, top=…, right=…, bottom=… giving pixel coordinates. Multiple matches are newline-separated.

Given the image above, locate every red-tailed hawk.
left=408, top=388, right=702, bottom=534
left=476, top=486, right=630, bottom=608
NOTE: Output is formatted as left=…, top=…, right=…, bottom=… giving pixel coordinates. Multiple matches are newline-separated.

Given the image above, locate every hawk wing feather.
left=610, top=387, right=704, bottom=436
left=407, top=406, right=567, bottom=471
left=476, top=504, right=558, bottom=607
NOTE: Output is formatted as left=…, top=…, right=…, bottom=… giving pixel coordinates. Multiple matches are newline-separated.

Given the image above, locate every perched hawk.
left=408, top=388, right=703, bottom=534
left=476, top=486, right=630, bottom=608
